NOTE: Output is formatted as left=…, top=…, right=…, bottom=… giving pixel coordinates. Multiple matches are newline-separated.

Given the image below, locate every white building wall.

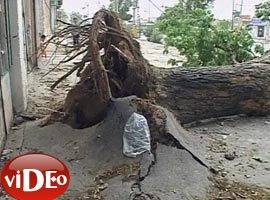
left=0, top=0, right=58, bottom=141
left=8, top=0, right=28, bottom=113
left=42, top=0, right=53, bottom=36
left=1, top=74, right=13, bottom=131
left=0, top=100, right=6, bottom=149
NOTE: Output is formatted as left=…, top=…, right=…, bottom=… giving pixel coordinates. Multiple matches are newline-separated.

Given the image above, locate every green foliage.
left=148, top=28, right=163, bottom=44
left=143, top=25, right=155, bottom=38
left=160, top=0, right=213, bottom=17
left=168, top=58, right=182, bottom=65
left=109, top=0, right=133, bottom=21
left=157, top=0, right=263, bottom=67
left=255, top=1, right=270, bottom=20
left=143, top=25, right=163, bottom=44
left=215, top=20, right=231, bottom=30
left=183, top=0, right=214, bottom=11
left=254, top=44, right=265, bottom=55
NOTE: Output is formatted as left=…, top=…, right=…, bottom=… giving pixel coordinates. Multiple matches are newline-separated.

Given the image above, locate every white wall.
left=35, top=0, right=41, bottom=45
left=8, top=0, right=28, bottom=113
left=1, top=73, right=13, bottom=132
left=42, top=0, right=53, bottom=36
left=0, top=102, right=6, bottom=149
left=0, top=73, right=12, bottom=149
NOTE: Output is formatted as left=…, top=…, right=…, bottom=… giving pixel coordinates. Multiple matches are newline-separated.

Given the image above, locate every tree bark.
left=52, top=9, right=270, bottom=129
left=150, top=63, right=270, bottom=124
left=61, top=9, right=149, bottom=128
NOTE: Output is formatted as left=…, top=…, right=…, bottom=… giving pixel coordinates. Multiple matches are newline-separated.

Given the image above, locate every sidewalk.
left=0, top=97, right=209, bottom=199
left=26, top=46, right=78, bottom=119
left=0, top=47, right=209, bottom=199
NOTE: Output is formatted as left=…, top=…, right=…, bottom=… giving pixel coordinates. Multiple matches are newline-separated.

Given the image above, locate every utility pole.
left=132, top=0, right=140, bottom=38
left=148, top=0, right=151, bottom=22
left=116, top=0, right=119, bottom=13
left=231, top=0, right=235, bottom=29
left=114, top=0, right=119, bottom=13
left=133, top=0, right=136, bottom=25
left=137, top=0, right=140, bottom=37
left=239, top=0, right=243, bottom=15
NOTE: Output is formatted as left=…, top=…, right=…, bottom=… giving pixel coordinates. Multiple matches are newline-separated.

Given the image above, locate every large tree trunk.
left=50, top=9, right=270, bottom=129
left=150, top=63, right=270, bottom=124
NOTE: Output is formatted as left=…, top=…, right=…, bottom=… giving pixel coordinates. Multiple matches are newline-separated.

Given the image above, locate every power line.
left=147, top=0, right=164, bottom=13
left=232, top=0, right=235, bottom=29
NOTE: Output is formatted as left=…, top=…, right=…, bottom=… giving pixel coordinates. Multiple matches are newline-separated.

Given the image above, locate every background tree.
left=108, top=0, right=133, bottom=21
left=142, top=25, right=163, bottom=44
left=157, top=0, right=263, bottom=67
left=255, top=1, right=270, bottom=20
left=165, top=0, right=214, bottom=15
left=215, top=19, right=231, bottom=30
left=57, top=9, right=69, bottom=22
left=70, top=12, right=84, bottom=24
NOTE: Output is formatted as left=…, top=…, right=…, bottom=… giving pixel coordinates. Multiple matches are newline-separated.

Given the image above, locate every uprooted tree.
left=45, top=9, right=270, bottom=131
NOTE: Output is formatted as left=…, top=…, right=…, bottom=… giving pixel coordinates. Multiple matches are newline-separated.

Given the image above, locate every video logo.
left=1, top=153, right=70, bottom=200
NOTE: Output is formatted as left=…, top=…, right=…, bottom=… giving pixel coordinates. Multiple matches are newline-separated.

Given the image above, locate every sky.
left=62, top=0, right=264, bottom=20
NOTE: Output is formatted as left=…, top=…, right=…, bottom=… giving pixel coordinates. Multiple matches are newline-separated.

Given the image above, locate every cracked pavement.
left=1, top=41, right=269, bottom=199
left=0, top=42, right=210, bottom=200
left=0, top=97, right=209, bottom=200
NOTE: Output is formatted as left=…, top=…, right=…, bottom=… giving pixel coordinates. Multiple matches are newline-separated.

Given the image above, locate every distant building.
left=36, top=0, right=63, bottom=36
left=249, top=17, right=270, bottom=42
left=234, top=15, right=270, bottom=42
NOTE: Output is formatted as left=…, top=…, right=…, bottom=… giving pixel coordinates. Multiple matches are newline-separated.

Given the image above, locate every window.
left=257, top=26, right=265, bottom=38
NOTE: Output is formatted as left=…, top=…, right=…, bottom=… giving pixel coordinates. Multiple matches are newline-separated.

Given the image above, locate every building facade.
left=36, top=0, right=63, bottom=36
left=234, top=15, right=270, bottom=51
left=236, top=16, right=270, bottom=40
left=0, top=0, right=61, bottom=149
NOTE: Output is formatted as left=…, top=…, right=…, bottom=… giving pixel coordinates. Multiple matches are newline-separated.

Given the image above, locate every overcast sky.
left=62, top=0, right=263, bottom=20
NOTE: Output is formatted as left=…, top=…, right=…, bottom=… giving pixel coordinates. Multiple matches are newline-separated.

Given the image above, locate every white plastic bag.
left=123, top=113, right=151, bottom=158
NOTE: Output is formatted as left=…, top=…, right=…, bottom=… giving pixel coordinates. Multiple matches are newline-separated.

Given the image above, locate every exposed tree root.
left=50, top=9, right=150, bottom=128
left=43, top=9, right=270, bottom=131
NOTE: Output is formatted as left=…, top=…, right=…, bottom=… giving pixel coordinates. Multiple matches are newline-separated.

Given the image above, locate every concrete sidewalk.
left=0, top=42, right=210, bottom=199
left=0, top=98, right=209, bottom=200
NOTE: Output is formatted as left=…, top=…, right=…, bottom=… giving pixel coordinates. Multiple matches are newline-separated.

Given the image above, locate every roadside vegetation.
left=142, top=25, right=163, bottom=44
left=153, top=0, right=265, bottom=67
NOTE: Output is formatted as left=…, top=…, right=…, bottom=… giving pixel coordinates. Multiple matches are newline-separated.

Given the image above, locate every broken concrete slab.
left=140, top=145, right=209, bottom=200
left=103, top=144, right=209, bottom=200
left=0, top=97, right=210, bottom=199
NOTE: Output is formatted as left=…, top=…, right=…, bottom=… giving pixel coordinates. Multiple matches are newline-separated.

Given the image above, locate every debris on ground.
left=190, top=116, right=270, bottom=199
left=224, top=152, right=237, bottom=161
left=252, top=156, right=268, bottom=163
left=88, top=162, right=140, bottom=200
left=208, top=177, right=270, bottom=200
